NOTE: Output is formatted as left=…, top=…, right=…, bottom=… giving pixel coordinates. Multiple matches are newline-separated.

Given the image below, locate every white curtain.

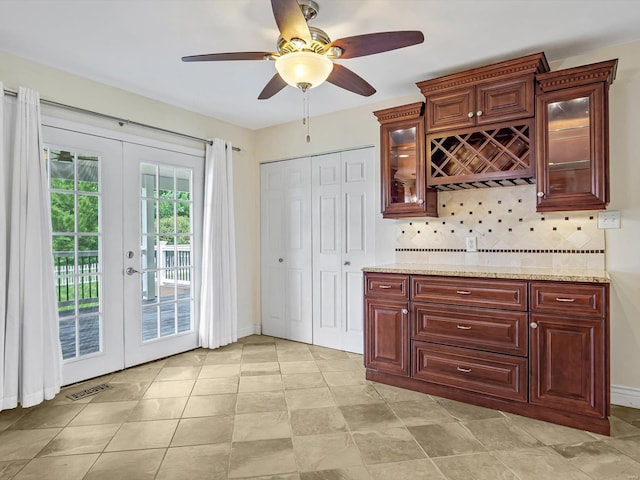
left=199, top=138, right=238, bottom=349
left=1, top=85, right=63, bottom=411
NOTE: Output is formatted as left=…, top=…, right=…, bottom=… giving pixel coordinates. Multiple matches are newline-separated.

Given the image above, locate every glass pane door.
left=123, top=143, right=203, bottom=368
left=43, top=126, right=124, bottom=385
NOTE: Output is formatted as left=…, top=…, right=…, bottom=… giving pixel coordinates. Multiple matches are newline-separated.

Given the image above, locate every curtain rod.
left=3, top=88, right=241, bottom=152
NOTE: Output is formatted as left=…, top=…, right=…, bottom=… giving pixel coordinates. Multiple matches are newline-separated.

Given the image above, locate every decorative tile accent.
left=395, top=185, right=605, bottom=269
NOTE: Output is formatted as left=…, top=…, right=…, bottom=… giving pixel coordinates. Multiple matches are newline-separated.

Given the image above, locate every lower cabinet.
left=530, top=314, right=606, bottom=417
left=364, top=298, right=409, bottom=376
left=364, top=272, right=610, bottom=435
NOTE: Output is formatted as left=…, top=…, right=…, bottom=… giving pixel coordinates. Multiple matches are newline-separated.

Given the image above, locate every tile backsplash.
left=395, top=184, right=605, bottom=270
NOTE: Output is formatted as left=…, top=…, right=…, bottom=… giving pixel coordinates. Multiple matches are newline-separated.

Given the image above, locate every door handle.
left=126, top=267, right=139, bottom=275
left=344, top=261, right=351, bottom=266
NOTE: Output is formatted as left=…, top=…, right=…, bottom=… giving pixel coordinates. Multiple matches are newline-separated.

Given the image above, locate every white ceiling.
left=1, top=0, right=640, bottom=130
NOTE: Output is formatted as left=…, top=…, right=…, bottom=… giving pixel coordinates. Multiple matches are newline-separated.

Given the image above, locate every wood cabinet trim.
left=536, top=59, right=617, bottom=93
left=373, top=101, right=424, bottom=124
left=417, top=52, right=549, bottom=95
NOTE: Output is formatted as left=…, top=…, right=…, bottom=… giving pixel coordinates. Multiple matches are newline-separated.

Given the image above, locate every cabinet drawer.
left=412, top=342, right=528, bottom=402
left=412, top=276, right=527, bottom=311
left=412, top=304, right=527, bottom=356
left=530, top=282, right=606, bottom=317
left=365, top=273, right=409, bottom=300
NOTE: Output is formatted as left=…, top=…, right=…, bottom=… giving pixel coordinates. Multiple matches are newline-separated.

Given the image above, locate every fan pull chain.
left=302, top=88, right=311, bottom=143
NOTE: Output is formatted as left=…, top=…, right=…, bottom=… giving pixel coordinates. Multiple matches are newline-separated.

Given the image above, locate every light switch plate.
left=598, top=210, right=621, bottom=229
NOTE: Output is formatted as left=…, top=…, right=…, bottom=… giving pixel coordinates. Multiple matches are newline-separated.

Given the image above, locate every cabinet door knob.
left=537, top=191, right=545, bottom=198
left=476, top=110, right=483, bottom=116
left=467, top=112, right=474, bottom=118
left=401, top=308, right=408, bottom=315
left=416, top=198, right=424, bottom=205
left=530, top=322, right=538, bottom=329
left=344, top=261, right=351, bottom=266
left=278, top=258, right=284, bottom=263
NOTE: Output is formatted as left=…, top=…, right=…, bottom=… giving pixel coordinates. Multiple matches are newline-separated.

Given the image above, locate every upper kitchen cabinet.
left=535, top=60, right=618, bottom=212
left=417, top=53, right=549, bottom=190
left=417, top=53, right=549, bottom=133
left=374, top=102, right=438, bottom=218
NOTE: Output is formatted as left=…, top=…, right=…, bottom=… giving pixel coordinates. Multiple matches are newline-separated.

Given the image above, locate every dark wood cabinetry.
left=417, top=53, right=548, bottom=190
left=364, top=271, right=610, bottom=435
left=364, top=273, right=410, bottom=376
left=535, top=60, right=617, bottom=212
left=424, top=75, right=535, bottom=133
left=373, top=102, right=438, bottom=218
left=364, top=298, right=409, bottom=376
left=529, top=281, right=609, bottom=419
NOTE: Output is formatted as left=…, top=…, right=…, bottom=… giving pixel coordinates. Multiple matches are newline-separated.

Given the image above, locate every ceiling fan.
left=181, top=0, right=424, bottom=100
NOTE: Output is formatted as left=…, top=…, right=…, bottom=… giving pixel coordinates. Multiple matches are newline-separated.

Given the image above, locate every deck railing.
left=54, top=245, right=191, bottom=308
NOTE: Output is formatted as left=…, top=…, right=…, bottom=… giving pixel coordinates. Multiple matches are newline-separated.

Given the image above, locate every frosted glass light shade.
left=275, top=51, right=334, bottom=89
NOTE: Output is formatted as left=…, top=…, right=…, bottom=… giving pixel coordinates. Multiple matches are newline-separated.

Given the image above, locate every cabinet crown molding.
left=416, top=52, right=549, bottom=94
left=373, top=102, right=424, bottom=124
left=536, top=59, right=618, bottom=92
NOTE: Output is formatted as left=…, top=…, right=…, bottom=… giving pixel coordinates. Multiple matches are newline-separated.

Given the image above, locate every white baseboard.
left=611, top=385, right=640, bottom=408
left=237, top=323, right=261, bottom=339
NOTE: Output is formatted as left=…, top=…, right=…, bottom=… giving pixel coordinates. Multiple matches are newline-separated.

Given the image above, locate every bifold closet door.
left=260, top=158, right=313, bottom=343
left=312, top=147, right=375, bottom=353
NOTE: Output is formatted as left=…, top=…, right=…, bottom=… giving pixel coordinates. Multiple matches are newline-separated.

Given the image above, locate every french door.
left=122, top=143, right=203, bottom=367
left=43, top=123, right=203, bottom=384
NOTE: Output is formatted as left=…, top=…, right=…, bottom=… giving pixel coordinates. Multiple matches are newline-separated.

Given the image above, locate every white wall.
left=0, top=50, right=260, bottom=338
left=254, top=40, right=640, bottom=395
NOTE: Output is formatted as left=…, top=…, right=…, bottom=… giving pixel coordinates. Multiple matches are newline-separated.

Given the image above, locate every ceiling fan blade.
left=329, top=31, right=424, bottom=59
left=258, top=73, right=288, bottom=100
left=181, top=52, right=274, bottom=62
left=271, top=0, right=312, bottom=44
left=327, top=64, right=376, bottom=97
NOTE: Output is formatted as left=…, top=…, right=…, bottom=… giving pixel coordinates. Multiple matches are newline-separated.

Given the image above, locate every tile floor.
left=1, top=335, right=640, bottom=479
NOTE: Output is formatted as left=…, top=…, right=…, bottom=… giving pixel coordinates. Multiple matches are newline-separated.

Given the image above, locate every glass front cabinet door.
left=374, top=102, right=438, bottom=218
left=535, top=60, right=617, bottom=212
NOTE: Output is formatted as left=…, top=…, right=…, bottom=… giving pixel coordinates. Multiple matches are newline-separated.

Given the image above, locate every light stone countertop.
left=362, top=263, right=610, bottom=283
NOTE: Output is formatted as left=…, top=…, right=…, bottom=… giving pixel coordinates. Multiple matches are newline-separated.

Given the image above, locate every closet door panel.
left=341, top=148, right=375, bottom=353
left=312, top=153, right=343, bottom=349
left=312, top=148, right=375, bottom=353
left=261, top=158, right=312, bottom=343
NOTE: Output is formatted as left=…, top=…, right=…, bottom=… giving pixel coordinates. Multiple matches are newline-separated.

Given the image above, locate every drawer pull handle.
left=456, top=367, right=472, bottom=373
left=555, top=297, right=576, bottom=303
left=456, top=325, right=472, bottom=330
left=378, top=285, right=392, bottom=289
left=456, top=290, right=472, bottom=295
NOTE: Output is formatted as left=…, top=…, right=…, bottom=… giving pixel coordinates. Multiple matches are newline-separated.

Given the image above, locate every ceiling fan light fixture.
left=275, top=51, right=333, bottom=90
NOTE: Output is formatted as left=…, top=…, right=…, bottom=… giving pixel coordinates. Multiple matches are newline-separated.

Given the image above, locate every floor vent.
left=66, top=383, right=112, bottom=400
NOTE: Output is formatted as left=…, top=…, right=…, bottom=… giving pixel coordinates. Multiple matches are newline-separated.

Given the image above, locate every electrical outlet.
left=598, top=211, right=621, bottom=229
left=465, top=236, right=477, bottom=252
